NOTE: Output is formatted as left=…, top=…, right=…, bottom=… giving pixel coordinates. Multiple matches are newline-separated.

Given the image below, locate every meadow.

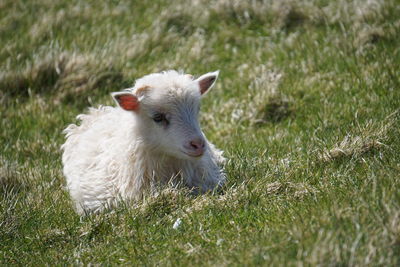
left=1, top=0, right=400, bottom=265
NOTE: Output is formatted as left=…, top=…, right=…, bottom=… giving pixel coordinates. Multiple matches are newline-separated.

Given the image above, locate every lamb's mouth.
left=181, top=150, right=204, bottom=158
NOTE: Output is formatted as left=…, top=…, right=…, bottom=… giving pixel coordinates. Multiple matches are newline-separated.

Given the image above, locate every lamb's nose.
left=190, top=138, right=205, bottom=150
left=188, top=138, right=205, bottom=156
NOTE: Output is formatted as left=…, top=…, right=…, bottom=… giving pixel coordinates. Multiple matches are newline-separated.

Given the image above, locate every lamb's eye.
left=153, top=113, right=166, bottom=123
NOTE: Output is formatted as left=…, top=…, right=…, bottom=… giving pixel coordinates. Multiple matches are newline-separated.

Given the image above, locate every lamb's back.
left=61, top=106, right=135, bottom=212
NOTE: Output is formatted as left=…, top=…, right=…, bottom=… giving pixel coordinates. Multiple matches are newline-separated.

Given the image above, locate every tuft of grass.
left=277, top=4, right=308, bottom=30
left=265, top=181, right=319, bottom=199
left=0, top=52, right=126, bottom=106
left=320, top=111, right=399, bottom=162
left=0, top=157, right=28, bottom=195
left=0, top=55, right=61, bottom=98
left=52, top=53, right=125, bottom=105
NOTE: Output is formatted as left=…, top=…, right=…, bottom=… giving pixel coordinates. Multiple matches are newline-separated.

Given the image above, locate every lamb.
left=61, top=70, right=226, bottom=214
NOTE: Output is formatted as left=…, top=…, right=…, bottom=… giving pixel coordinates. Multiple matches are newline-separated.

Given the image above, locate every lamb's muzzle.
left=61, top=70, right=226, bottom=214
left=184, top=137, right=206, bottom=157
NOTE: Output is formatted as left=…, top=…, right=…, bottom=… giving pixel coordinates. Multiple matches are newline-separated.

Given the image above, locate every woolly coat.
left=62, top=71, right=225, bottom=213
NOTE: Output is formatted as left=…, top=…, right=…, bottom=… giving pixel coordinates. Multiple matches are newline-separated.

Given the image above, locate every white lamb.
left=62, top=70, right=225, bottom=214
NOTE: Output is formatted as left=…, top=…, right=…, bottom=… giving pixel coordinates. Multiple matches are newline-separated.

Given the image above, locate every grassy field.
left=1, top=0, right=400, bottom=265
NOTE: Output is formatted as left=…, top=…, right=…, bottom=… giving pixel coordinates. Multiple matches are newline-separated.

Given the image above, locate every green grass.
left=1, top=0, right=400, bottom=265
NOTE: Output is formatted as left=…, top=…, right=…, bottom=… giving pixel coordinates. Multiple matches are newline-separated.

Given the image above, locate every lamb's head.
left=111, top=70, right=219, bottom=160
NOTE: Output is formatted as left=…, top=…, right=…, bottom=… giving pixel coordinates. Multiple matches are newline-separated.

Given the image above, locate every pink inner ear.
left=118, top=95, right=139, bottom=111
left=199, top=76, right=216, bottom=95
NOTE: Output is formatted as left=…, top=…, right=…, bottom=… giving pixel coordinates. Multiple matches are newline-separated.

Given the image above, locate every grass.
left=1, top=0, right=400, bottom=265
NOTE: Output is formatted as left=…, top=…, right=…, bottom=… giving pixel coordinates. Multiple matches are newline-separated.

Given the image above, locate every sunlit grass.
left=1, top=0, right=400, bottom=265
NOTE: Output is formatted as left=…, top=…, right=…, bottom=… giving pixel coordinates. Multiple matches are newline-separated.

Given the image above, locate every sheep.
left=61, top=70, right=226, bottom=214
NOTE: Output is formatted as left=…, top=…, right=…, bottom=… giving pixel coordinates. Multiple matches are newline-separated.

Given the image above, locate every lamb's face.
left=139, top=88, right=205, bottom=159
left=112, top=71, right=219, bottom=160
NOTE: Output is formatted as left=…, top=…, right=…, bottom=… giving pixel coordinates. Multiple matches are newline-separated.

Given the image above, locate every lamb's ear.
left=111, top=92, right=140, bottom=111
left=195, top=70, right=219, bottom=95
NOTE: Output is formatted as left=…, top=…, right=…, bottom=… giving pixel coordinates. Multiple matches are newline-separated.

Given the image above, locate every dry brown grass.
left=265, top=181, right=319, bottom=199
left=320, top=110, right=399, bottom=162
